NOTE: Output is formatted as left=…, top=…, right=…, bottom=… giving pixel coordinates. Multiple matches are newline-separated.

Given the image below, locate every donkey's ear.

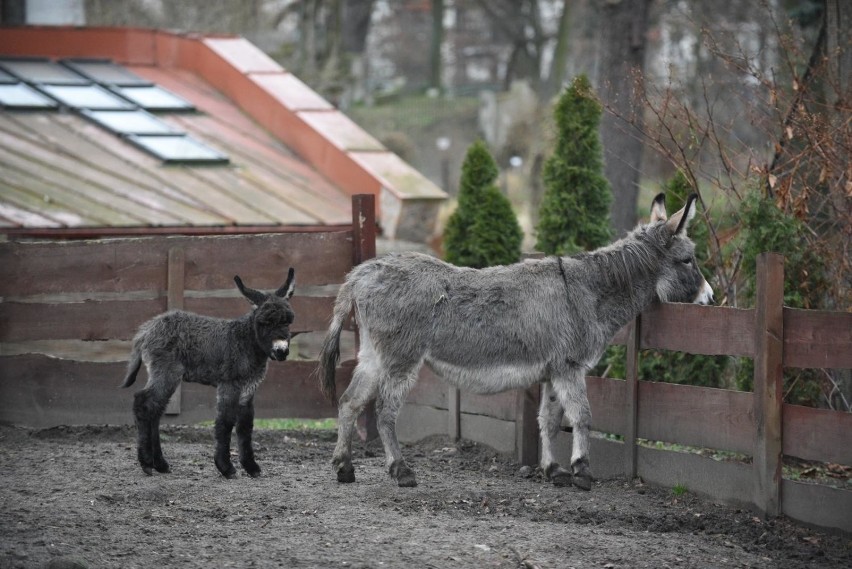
left=665, top=194, right=698, bottom=237
left=275, top=267, right=295, bottom=299
left=649, top=192, right=667, bottom=223
left=234, top=275, right=268, bottom=307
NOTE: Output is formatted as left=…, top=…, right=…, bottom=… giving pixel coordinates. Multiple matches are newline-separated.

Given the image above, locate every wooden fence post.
left=624, top=314, right=641, bottom=480
left=753, top=252, right=784, bottom=518
left=164, top=246, right=185, bottom=415
left=352, top=194, right=379, bottom=442
left=515, top=384, right=541, bottom=466
left=514, top=252, right=545, bottom=463
left=448, top=388, right=461, bottom=442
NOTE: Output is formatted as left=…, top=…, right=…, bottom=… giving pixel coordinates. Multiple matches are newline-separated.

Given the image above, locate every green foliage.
left=672, top=484, right=688, bottom=497
left=443, top=140, right=523, bottom=268
left=535, top=75, right=612, bottom=255
left=734, top=190, right=829, bottom=406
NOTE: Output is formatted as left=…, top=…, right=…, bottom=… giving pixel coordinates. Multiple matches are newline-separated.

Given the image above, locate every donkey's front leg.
left=538, top=381, right=572, bottom=486
left=214, top=386, right=239, bottom=478
left=236, top=396, right=261, bottom=477
left=553, top=373, right=593, bottom=490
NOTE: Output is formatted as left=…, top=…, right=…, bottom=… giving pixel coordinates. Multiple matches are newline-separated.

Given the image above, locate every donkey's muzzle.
left=694, top=280, right=715, bottom=305
left=271, top=339, right=290, bottom=361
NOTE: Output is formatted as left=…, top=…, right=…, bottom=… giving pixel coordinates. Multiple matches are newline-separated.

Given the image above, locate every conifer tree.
left=444, top=140, right=522, bottom=268
left=536, top=75, right=612, bottom=255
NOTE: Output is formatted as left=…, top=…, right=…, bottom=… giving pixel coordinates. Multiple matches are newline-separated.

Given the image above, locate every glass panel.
left=0, top=58, right=89, bottom=85
left=0, top=83, right=58, bottom=109
left=83, top=110, right=179, bottom=135
left=40, top=84, right=135, bottom=110
left=128, top=135, right=229, bottom=164
left=0, top=68, right=17, bottom=84
left=62, top=60, right=150, bottom=86
left=114, top=85, right=195, bottom=111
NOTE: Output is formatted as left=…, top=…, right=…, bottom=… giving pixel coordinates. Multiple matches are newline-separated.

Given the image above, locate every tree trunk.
left=430, top=0, right=444, bottom=92
left=598, top=0, right=650, bottom=238
left=544, top=0, right=572, bottom=98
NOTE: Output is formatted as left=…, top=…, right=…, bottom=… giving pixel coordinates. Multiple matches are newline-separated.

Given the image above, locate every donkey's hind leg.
left=332, top=359, right=379, bottom=483
left=132, top=365, right=179, bottom=475
left=553, top=370, right=593, bottom=490
left=538, top=381, right=572, bottom=486
left=376, top=372, right=419, bottom=487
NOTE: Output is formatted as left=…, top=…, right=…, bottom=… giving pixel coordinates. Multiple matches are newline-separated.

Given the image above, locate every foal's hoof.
left=572, top=458, right=593, bottom=491
left=242, top=461, right=261, bottom=478
left=336, top=462, right=356, bottom=484
left=215, top=458, right=238, bottom=479
left=141, top=465, right=153, bottom=476
left=153, top=459, right=171, bottom=474
left=546, top=464, right=573, bottom=487
left=390, top=460, right=418, bottom=488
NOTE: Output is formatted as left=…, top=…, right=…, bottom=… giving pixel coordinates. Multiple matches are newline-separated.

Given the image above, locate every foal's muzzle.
left=271, top=339, right=290, bottom=361
left=694, top=280, right=715, bottom=306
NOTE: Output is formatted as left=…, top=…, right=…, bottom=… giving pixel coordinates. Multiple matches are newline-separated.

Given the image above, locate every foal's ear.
left=665, top=194, right=698, bottom=237
left=275, top=267, right=296, bottom=299
left=234, top=275, right=268, bottom=307
left=649, top=192, right=667, bottom=223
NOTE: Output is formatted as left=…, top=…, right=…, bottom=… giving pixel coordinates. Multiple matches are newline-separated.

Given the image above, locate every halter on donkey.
left=320, top=194, right=713, bottom=489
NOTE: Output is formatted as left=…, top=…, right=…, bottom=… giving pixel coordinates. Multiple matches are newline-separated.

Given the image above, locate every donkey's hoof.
left=571, top=458, right=593, bottom=491
left=545, top=464, right=572, bottom=487
left=153, top=459, right=170, bottom=474
left=141, top=465, right=153, bottom=476
left=242, top=460, right=261, bottom=478
left=336, top=463, right=356, bottom=484
left=215, top=458, right=238, bottom=479
left=390, top=460, right=418, bottom=488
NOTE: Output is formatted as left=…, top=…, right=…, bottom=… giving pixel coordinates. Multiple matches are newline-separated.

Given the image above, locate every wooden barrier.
left=2, top=227, right=850, bottom=531
left=0, top=195, right=376, bottom=429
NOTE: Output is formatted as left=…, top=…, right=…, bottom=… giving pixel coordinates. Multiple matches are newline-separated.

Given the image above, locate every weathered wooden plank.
left=185, top=295, right=337, bottom=334
left=459, top=413, right=516, bottom=454
left=781, top=479, right=852, bottom=533
left=164, top=247, right=186, bottom=415
left=0, top=355, right=350, bottom=428
left=783, top=404, right=852, bottom=465
left=624, top=316, right=641, bottom=479
left=0, top=182, right=100, bottom=226
left=638, top=446, right=754, bottom=508
left=460, top=390, right=516, bottom=422
left=783, top=308, right=852, bottom=369
left=637, top=381, right=754, bottom=455
left=0, top=299, right=167, bottom=342
left=640, top=303, right=755, bottom=357
left=397, top=403, right=448, bottom=444
left=753, top=253, right=785, bottom=518
left=585, top=376, right=627, bottom=435
left=408, top=366, right=448, bottom=409
left=552, top=432, right=624, bottom=480
left=0, top=231, right=354, bottom=297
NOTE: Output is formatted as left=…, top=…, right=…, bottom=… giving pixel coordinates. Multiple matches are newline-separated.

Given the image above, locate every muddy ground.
left=1, top=424, right=849, bottom=569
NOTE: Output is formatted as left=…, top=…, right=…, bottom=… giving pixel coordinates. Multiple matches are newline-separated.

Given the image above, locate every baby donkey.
left=122, top=269, right=296, bottom=478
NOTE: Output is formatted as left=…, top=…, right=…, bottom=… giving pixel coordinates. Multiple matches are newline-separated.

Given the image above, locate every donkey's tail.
left=318, top=281, right=354, bottom=404
left=120, top=343, right=143, bottom=388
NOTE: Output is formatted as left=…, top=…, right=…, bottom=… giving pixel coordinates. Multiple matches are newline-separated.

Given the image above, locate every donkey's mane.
left=569, top=223, right=666, bottom=293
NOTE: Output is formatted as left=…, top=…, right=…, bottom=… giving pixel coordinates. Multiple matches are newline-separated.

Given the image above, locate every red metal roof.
left=0, top=26, right=446, bottom=239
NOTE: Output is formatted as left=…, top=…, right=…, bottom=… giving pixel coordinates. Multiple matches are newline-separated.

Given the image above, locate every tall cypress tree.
left=536, top=75, right=612, bottom=255
left=444, top=140, right=522, bottom=268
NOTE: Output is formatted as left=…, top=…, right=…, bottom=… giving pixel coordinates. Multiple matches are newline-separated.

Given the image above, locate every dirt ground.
left=1, top=424, right=849, bottom=569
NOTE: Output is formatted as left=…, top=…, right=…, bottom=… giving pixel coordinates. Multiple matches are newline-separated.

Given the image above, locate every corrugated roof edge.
left=0, top=26, right=448, bottom=240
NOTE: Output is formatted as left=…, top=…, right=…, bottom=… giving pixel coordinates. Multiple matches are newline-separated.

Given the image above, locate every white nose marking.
left=273, top=339, right=289, bottom=351
left=695, top=280, right=714, bottom=305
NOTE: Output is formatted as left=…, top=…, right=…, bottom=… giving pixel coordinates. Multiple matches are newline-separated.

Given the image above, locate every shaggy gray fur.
left=320, top=194, right=713, bottom=489
left=123, top=269, right=296, bottom=478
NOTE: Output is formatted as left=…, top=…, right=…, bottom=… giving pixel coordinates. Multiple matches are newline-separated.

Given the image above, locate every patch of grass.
left=197, top=418, right=336, bottom=431
left=672, top=483, right=688, bottom=496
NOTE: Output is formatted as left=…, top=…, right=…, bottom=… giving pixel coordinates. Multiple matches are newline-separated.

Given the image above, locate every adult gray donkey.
left=320, top=194, right=713, bottom=490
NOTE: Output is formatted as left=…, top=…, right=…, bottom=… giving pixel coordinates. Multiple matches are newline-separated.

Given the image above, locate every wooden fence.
left=0, top=194, right=376, bottom=427
left=2, top=214, right=850, bottom=533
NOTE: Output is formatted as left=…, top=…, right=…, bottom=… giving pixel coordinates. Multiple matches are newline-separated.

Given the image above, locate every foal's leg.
left=332, top=360, right=378, bottom=483
left=132, top=365, right=179, bottom=475
left=538, top=381, right=571, bottom=486
left=214, top=385, right=240, bottom=478
left=553, top=370, right=593, bottom=490
left=376, top=372, right=419, bottom=487
left=236, top=396, right=261, bottom=477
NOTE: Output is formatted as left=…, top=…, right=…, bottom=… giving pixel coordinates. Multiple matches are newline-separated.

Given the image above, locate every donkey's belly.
left=424, top=357, right=545, bottom=395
